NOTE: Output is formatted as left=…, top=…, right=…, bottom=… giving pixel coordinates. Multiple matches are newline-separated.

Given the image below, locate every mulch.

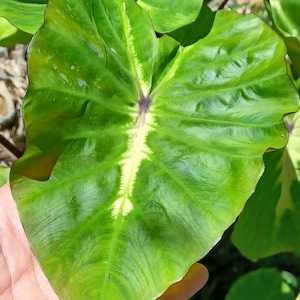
left=0, top=45, right=27, bottom=167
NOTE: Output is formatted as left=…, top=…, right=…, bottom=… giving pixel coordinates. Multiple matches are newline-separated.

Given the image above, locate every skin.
left=0, top=182, right=59, bottom=300
left=0, top=182, right=208, bottom=300
left=157, top=263, right=209, bottom=300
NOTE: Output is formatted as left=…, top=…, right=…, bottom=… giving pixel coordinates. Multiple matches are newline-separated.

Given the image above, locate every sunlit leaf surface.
left=137, top=0, right=203, bottom=32
left=11, top=0, right=298, bottom=298
left=0, top=0, right=46, bottom=34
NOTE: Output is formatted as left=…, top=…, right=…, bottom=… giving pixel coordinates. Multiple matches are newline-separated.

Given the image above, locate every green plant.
left=0, top=17, right=31, bottom=47
left=1, top=0, right=299, bottom=298
left=0, top=0, right=46, bottom=46
left=225, top=268, right=295, bottom=300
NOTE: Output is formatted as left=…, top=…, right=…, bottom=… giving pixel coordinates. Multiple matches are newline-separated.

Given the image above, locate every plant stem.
left=218, top=0, right=229, bottom=9
left=0, top=134, right=23, bottom=158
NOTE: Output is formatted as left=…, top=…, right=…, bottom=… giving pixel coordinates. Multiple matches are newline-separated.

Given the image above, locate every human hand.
left=0, top=182, right=60, bottom=300
left=157, top=263, right=208, bottom=300
left=0, top=182, right=208, bottom=300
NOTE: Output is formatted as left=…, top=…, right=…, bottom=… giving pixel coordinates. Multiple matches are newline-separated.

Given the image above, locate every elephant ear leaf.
left=136, top=0, right=204, bottom=32
left=11, top=0, right=299, bottom=299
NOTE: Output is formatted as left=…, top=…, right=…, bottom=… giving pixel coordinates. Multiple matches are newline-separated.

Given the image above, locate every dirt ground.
left=0, top=45, right=27, bottom=167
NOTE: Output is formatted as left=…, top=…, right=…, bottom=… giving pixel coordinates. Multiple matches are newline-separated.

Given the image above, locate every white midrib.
left=103, top=109, right=153, bottom=293
left=121, top=2, right=152, bottom=96
left=111, top=111, right=154, bottom=219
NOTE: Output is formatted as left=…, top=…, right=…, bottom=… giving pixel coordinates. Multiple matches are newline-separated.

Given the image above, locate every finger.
left=32, top=255, right=60, bottom=300
left=0, top=243, right=11, bottom=295
left=0, top=182, right=59, bottom=299
left=158, top=263, right=209, bottom=300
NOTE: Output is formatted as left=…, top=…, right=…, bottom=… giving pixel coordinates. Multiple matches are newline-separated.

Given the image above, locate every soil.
left=0, top=45, right=27, bottom=167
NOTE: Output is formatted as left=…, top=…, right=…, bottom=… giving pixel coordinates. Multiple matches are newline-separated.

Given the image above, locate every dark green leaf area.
left=11, top=1, right=299, bottom=299
left=168, top=4, right=216, bottom=46
left=152, top=35, right=180, bottom=89
left=232, top=149, right=300, bottom=261
left=225, top=268, right=295, bottom=300
left=17, top=0, right=47, bottom=3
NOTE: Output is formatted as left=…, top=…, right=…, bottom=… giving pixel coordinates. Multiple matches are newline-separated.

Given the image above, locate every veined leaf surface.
left=137, top=0, right=203, bottom=32
left=11, top=0, right=299, bottom=298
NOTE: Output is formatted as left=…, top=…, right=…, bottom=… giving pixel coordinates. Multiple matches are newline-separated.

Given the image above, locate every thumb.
left=158, top=263, right=209, bottom=300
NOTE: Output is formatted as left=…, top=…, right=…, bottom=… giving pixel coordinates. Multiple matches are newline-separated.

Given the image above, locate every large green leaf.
left=11, top=0, right=298, bottom=299
left=0, top=0, right=46, bottom=34
left=232, top=110, right=300, bottom=261
left=0, top=17, right=31, bottom=47
left=137, top=0, right=203, bottom=32
left=266, top=0, right=300, bottom=78
left=225, top=268, right=295, bottom=300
